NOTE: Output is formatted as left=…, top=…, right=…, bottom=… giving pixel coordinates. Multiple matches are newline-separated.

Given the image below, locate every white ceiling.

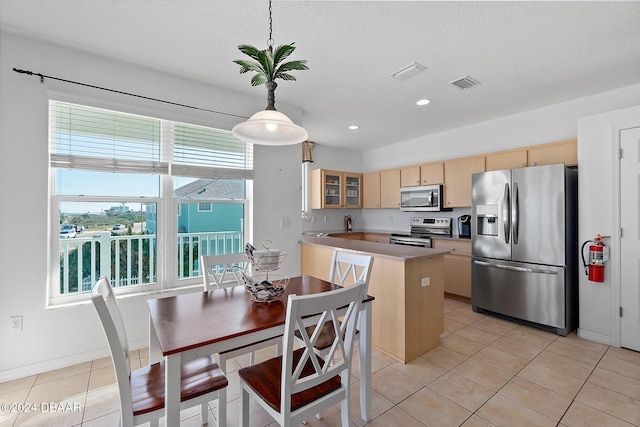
left=1, top=1, right=639, bottom=151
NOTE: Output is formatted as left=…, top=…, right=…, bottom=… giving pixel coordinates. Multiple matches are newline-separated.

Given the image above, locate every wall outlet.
left=421, top=277, right=430, bottom=287
left=10, top=315, right=23, bottom=331
left=279, top=218, right=290, bottom=229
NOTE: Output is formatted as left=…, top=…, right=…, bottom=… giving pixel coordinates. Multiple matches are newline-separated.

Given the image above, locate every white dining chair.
left=295, top=251, right=373, bottom=360
left=91, top=277, right=228, bottom=427
left=201, top=253, right=251, bottom=291
left=238, top=280, right=368, bottom=427
left=200, top=253, right=282, bottom=425
left=328, top=251, right=374, bottom=288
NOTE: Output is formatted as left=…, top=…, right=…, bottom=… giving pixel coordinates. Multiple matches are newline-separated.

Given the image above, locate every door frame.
left=612, top=119, right=640, bottom=347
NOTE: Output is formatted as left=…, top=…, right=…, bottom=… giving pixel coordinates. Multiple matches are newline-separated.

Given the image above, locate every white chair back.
left=281, top=281, right=367, bottom=418
left=201, top=253, right=250, bottom=291
left=91, top=277, right=135, bottom=425
left=328, top=251, right=373, bottom=286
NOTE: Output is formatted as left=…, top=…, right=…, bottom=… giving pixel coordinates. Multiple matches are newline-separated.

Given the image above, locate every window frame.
left=47, top=94, right=253, bottom=306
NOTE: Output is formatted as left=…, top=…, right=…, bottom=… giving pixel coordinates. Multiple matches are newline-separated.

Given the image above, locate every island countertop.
left=300, top=236, right=450, bottom=261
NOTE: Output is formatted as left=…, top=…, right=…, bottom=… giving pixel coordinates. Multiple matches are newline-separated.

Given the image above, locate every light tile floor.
left=1, top=298, right=639, bottom=426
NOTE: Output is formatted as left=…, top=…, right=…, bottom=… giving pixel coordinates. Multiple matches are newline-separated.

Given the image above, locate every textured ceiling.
left=1, top=1, right=639, bottom=151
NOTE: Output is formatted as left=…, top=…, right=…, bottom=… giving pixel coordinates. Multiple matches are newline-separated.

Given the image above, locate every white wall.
left=577, top=105, right=640, bottom=346
left=362, top=84, right=640, bottom=172
left=301, top=144, right=363, bottom=234
left=0, top=32, right=304, bottom=381
left=252, top=144, right=302, bottom=279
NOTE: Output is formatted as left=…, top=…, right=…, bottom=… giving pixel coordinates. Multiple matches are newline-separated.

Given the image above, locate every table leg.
left=165, top=353, right=181, bottom=427
left=358, top=302, right=372, bottom=422
left=218, top=355, right=228, bottom=427
left=149, top=316, right=162, bottom=364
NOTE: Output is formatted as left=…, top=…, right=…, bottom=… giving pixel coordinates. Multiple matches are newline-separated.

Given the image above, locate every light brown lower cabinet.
left=326, top=232, right=390, bottom=243
left=362, top=233, right=390, bottom=243
left=442, top=255, right=471, bottom=299
left=433, top=239, right=471, bottom=300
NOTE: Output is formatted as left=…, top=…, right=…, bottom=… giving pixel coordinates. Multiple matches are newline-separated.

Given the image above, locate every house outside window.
left=197, top=202, right=213, bottom=212
left=49, top=100, right=253, bottom=305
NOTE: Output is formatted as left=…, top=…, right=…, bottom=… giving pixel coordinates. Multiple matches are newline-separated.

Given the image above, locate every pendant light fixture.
left=232, top=0, right=309, bottom=145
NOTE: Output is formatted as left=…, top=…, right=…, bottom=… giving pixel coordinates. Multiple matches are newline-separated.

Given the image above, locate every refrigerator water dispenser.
left=475, top=204, right=498, bottom=236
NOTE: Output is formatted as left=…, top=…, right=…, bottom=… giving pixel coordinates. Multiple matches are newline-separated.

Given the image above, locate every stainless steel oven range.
left=389, top=217, right=452, bottom=247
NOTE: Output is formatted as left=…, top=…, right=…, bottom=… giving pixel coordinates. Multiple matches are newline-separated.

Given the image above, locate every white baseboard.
left=0, top=337, right=149, bottom=383
left=577, top=328, right=613, bottom=346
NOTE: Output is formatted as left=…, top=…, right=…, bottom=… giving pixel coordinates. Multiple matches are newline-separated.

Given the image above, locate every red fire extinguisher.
left=581, top=234, right=608, bottom=282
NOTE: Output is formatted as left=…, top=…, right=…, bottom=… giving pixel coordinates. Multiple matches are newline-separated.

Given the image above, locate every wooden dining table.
left=147, top=275, right=375, bottom=427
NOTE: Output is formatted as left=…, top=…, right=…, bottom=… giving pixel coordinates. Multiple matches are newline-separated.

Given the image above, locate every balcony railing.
left=59, top=230, right=244, bottom=294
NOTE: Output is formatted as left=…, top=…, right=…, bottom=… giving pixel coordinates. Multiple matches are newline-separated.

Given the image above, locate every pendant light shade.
left=232, top=109, right=308, bottom=146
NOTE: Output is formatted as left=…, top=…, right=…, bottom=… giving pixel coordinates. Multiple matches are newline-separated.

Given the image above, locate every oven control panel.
left=410, top=217, right=451, bottom=227
left=410, top=217, right=452, bottom=236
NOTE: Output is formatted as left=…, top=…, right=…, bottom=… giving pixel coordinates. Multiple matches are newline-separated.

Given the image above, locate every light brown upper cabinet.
left=527, top=139, right=577, bottom=167
left=380, top=168, right=401, bottom=208
left=400, top=166, right=421, bottom=187
left=483, top=139, right=577, bottom=171
left=443, top=156, right=485, bottom=208
left=343, top=172, right=363, bottom=208
left=363, top=171, right=381, bottom=208
left=310, top=169, right=362, bottom=209
left=400, top=162, right=444, bottom=187
left=363, top=169, right=400, bottom=209
left=420, top=162, right=444, bottom=185
left=485, top=148, right=528, bottom=171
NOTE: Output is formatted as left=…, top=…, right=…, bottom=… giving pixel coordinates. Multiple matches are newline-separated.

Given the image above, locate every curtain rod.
left=12, top=67, right=248, bottom=120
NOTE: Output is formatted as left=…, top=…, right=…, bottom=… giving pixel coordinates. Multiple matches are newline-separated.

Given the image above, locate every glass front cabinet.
left=311, top=169, right=362, bottom=209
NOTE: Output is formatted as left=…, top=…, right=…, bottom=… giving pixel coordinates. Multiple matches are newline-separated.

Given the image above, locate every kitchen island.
left=301, top=236, right=449, bottom=363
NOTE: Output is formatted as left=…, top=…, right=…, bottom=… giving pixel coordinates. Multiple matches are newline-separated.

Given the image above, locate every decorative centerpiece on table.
left=242, top=240, right=289, bottom=303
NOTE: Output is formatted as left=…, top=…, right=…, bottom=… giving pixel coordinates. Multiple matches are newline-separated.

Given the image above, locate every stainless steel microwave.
left=400, top=184, right=443, bottom=211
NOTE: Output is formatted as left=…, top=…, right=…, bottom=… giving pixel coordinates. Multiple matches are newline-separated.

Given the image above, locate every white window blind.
left=49, top=101, right=253, bottom=180
left=49, top=101, right=168, bottom=174
left=172, top=122, right=254, bottom=180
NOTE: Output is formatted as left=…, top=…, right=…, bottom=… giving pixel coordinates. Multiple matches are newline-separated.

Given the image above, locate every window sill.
left=46, top=283, right=205, bottom=309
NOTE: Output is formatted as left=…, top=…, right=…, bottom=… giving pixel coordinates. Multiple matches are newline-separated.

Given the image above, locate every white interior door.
left=620, top=126, right=640, bottom=351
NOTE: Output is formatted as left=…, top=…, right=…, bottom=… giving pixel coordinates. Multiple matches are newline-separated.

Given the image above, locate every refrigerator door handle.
left=473, top=259, right=558, bottom=275
left=512, top=182, right=519, bottom=245
left=503, top=183, right=510, bottom=244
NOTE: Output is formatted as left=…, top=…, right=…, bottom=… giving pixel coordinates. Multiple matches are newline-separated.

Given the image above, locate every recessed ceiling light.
left=348, top=125, right=360, bottom=130
left=416, top=99, right=431, bottom=106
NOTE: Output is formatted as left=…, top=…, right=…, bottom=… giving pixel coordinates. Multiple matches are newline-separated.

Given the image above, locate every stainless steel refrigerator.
left=471, top=164, right=578, bottom=336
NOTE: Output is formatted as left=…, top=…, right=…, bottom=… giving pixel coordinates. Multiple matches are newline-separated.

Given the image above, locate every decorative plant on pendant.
left=233, top=43, right=309, bottom=111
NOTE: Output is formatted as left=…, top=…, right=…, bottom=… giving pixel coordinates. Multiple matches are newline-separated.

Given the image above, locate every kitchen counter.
left=301, top=236, right=446, bottom=363
left=303, top=230, right=472, bottom=241
left=301, top=236, right=450, bottom=261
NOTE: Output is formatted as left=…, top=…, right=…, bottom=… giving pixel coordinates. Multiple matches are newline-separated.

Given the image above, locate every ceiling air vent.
left=449, top=75, right=481, bottom=90
left=390, top=62, right=427, bottom=81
